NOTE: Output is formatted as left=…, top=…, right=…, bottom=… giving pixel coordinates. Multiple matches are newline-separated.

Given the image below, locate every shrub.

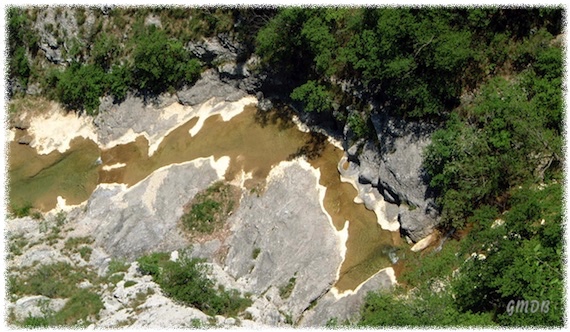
left=107, top=259, right=130, bottom=275
left=181, top=182, right=238, bottom=235
left=137, top=250, right=251, bottom=316
left=252, top=247, right=261, bottom=259
left=10, top=202, right=33, bottom=218
left=279, top=276, right=296, bottom=299
left=55, top=62, right=106, bottom=114
left=131, top=24, right=202, bottom=94
left=290, top=80, right=333, bottom=113
left=124, top=280, right=137, bottom=288
left=54, top=289, right=103, bottom=326
left=137, top=252, right=170, bottom=277
left=9, top=263, right=98, bottom=309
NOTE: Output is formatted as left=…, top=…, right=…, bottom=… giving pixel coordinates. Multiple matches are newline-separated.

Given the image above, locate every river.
left=7, top=100, right=399, bottom=293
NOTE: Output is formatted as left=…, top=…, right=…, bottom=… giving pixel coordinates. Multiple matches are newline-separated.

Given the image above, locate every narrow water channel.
left=8, top=103, right=398, bottom=292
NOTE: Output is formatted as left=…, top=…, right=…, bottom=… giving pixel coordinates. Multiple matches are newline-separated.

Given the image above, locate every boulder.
left=12, top=296, right=68, bottom=321
left=18, top=134, right=33, bottom=145
left=176, top=69, right=246, bottom=106
left=350, top=112, right=440, bottom=242
left=188, top=38, right=237, bottom=64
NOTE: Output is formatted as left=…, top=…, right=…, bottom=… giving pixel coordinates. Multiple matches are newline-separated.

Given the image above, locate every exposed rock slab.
left=11, top=296, right=68, bottom=321
left=299, top=267, right=396, bottom=326
left=74, top=157, right=228, bottom=261
left=224, top=160, right=344, bottom=324
left=176, top=69, right=246, bottom=106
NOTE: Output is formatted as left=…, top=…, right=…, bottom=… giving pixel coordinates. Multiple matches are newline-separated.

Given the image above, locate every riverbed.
left=7, top=98, right=398, bottom=293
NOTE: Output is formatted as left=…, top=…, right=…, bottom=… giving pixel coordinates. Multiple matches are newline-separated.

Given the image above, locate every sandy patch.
left=410, top=232, right=438, bottom=252
left=141, top=170, right=170, bottom=213
left=209, top=156, right=231, bottom=179
left=330, top=266, right=397, bottom=299
left=7, top=129, right=16, bottom=142
left=27, top=106, right=98, bottom=155
left=102, top=163, right=126, bottom=171
left=228, top=169, right=254, bottom=188
left=188, top=96, right=258, bottom=137
left=51, top=196, right=86, bottom=213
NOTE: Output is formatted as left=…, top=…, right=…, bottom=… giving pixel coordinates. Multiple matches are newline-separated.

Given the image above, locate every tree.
left=290, top=80, right=334, bottom=113
left=132, top=25, right=202, bottom=94
left=91, top=32, right=120, bottom=70
left=453, top=184, right=563, bottom=326
left=56, top=63, right=106, bottom=114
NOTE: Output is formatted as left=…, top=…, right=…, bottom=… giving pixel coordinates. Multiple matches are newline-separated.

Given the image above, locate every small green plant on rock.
left=252, top=247, right=261, bottom=259
left=10, top=202, right=33, bottom=218
left=181, top=181, right=239, bottom=235
left=279, top=275, right=297, bottom=299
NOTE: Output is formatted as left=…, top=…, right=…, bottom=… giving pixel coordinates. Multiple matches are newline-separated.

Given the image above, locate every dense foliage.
left=359, top=181, right=563, bottom=327
left=8, top=262, right=104, bottom=327
left=137, top=250, right=251, bottom=317
left=423, top=29, right=562, bottom=229
left=256, top=7, right=561, bottom=119
left=7, top=7, right=39, bottom=89
left=131, top=24, right=202, bottom=94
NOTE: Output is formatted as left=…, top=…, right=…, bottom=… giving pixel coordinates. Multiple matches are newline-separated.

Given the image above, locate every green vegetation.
left=64, top=236, right=94, bottom=260
left=137, top=250, right=251, bottom=316
left=9, top=262, right=93, bottom=298
left=279, top=275, right=297, bottom=299
left=17, top=289, right=104, bottom=328
left=454, top=182, right=563, bottom=326
left=7, top=7, right=39, bottom=89
left=290, top=80, right=334, bottom=113
left=131, top=24, right=202, bottom=93
left=8, top=235, right=29, bottom=258
left=6, top=7, right=275, bottom=114
left=359, top=181, right=563, bottom=327
left=181, top=181, right=239, bottom=235
left=10, top=201, right=33, bottom=218
left=124, top=280, right=137, bottom=288
left=107, top=258, right=130, bottom=275
left=256, top=7, right=562, bottom=123
left=64, top=236, right=94, bottom=251
left=252, top=247, right=261, bottom=259
left=424, top=36, right=562, bottom=229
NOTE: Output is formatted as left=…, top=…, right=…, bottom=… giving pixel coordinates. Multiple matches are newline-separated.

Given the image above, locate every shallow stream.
left=8, top=103, right=398, bottom=292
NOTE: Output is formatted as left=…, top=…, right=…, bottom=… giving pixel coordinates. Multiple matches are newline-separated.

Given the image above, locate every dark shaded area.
left=287, top=132, right=327, bottom=161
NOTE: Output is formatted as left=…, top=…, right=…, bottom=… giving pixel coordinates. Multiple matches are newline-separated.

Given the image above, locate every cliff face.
left=348, top=112, right=440, bottom=242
